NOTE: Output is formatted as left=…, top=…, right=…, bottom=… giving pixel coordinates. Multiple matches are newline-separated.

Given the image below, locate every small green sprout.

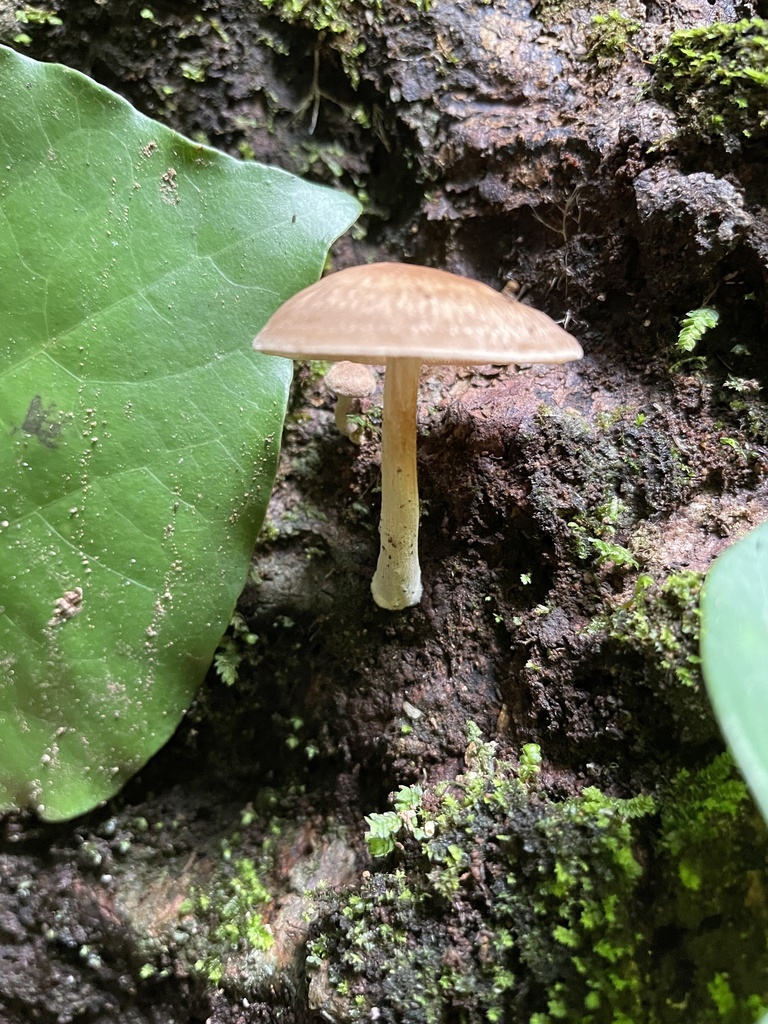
left=364, top=811, right=404, bottom=858
left=14, top=5, right=63, bottom=27
left=214, top=612, right=259, bottom=686
left=365, top=784, right=434, bottom=857
left=12, top=3, right=61, bottom=43
left=519, top=743, right=542, bottom=784
left=590, top=538, right=639, bottom=570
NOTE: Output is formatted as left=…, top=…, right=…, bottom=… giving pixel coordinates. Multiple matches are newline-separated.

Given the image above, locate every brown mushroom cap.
left=254, top=262, right=583, bottom=365
left=324, top=360, right=377, bottom=399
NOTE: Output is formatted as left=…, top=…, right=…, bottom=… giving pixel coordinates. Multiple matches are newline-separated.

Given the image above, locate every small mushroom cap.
left=324, top=361, right=377, bottom=398
left=253, top=262, right=582, bottom=365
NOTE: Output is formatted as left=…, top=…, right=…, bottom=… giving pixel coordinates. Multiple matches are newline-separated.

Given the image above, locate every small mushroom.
left=323, top=361, right=377, bottom=442
left=253, top=262, right=583, bottom=611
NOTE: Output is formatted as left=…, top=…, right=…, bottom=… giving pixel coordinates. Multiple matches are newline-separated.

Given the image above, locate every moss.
left=651, top=18, right=768, bottom=149
left=310, top=726, right=656, bottom=1023
left=585, top=10, right=641, bottom=67
left=530, top=0, right=581, bottom=28
left=596, top=569, right=704, bottom=689
left=676, top=307, right=720, bottom=355
left=659, top=753, right=752, bottom=896
left=653, top=753, right=768, bottom=1023
left=255, top=0, right=432, bottom=85
left=568, top=495, right=639, bottom=572
left=528, top=404, right=693, bottom=552
left=722, top=374, right=768, bottom=445
left=309, top=732, right=768, bottom=1023
left=180, top=836, right=275, bottom=986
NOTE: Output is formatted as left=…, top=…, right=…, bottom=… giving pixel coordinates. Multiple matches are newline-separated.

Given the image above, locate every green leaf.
left=364, top=811, right=402, bottom=857
left=393, top=783, right=423, bottom=813
left=0, top=45, right=360, bottom=820
left=700, top=521, right=768, bottom=823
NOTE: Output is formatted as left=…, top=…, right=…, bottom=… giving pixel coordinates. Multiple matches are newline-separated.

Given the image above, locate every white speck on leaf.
left=48, top=587, right=83, bottom=627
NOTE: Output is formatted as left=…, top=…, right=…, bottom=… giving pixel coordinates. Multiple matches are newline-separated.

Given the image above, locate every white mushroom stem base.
left=371, top=357, right=423, bottom=610
left=333, top=395, right=355, bottom=438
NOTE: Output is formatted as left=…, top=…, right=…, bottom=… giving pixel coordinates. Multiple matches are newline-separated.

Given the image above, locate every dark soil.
left=2, top=0, right=768, bottom=1021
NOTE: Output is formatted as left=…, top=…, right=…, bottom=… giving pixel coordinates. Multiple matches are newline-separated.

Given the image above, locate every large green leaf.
left=0, top=45, right=360, bottom=820
left=700, top=520, right=768, bottom=823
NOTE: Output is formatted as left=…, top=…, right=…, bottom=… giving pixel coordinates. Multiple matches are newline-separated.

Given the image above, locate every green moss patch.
left=255, top=0, right=433, bottom=84
left=308, top=728, right=768, bottom=1023
left=651, top=18, right=768, bottom=149
left=311, top=726, right=654, bottom=1023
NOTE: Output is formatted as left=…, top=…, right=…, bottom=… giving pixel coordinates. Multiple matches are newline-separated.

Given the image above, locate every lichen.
left=651, top=18, right=768, bottom=150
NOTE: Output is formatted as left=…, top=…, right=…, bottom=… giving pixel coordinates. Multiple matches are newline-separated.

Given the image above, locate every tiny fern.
left=214, top=613, right=259, bottom=686
left=676, top=307, right=720, bottom=353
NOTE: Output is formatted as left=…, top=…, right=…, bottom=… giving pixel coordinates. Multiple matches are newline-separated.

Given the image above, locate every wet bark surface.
left=2, top=0, right=768, bottom=1021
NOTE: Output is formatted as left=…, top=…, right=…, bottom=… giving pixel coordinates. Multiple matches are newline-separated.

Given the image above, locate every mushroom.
left=253, top=262, right=583, bottom=611
left=323, top=360, right=377, bottom=442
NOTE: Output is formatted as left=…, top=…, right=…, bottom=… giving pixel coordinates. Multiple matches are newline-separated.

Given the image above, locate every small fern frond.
left=677, top=307, right=720, bottom=353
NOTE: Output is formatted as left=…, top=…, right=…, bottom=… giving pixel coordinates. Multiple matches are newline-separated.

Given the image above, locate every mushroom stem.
left=371, top=357, right=423, bottom=610
left=333, top=395, right=354, bottom=438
